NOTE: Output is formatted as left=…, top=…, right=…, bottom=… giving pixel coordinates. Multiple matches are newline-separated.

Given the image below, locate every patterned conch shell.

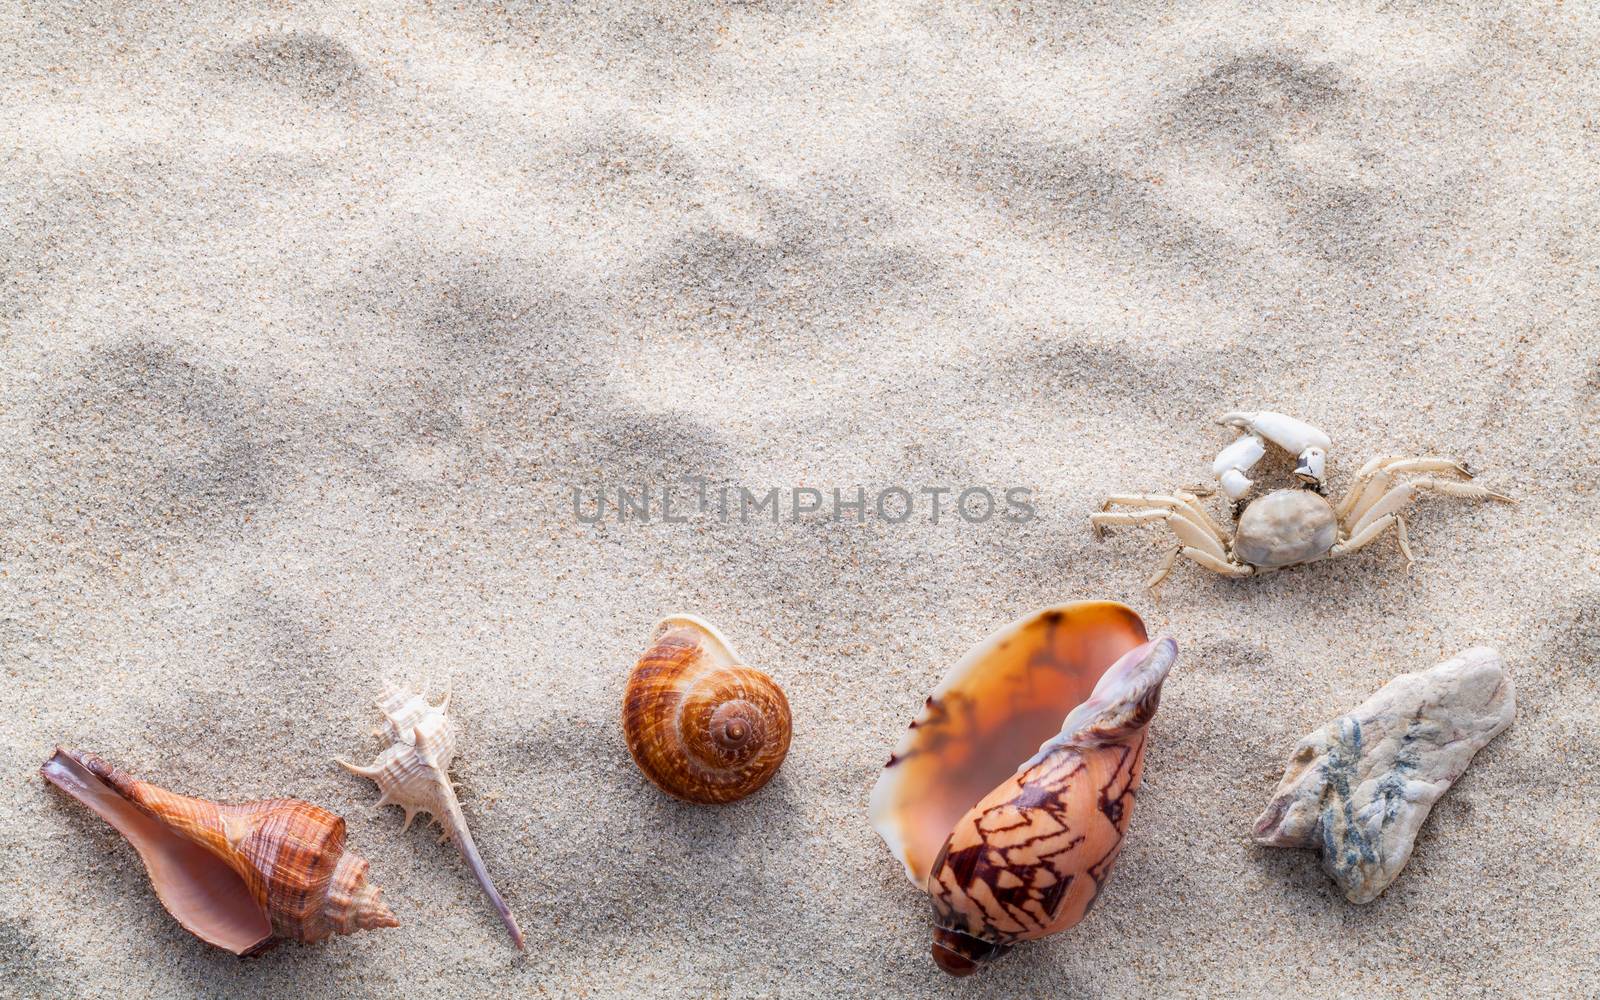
left=623, top=614, right=791, bottom=804
left=868, top=603, right=1176, bottom=976
left=41, top=748, right=398, bottom=955
left=340, top=685, right=524, bottom=949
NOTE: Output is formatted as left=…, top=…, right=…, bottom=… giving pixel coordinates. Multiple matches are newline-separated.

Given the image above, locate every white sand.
left=2, top=2, right=1597, bottom=997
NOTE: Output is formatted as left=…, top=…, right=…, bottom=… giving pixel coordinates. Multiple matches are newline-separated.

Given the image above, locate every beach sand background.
left=2, top=2, right=1597, bottom=997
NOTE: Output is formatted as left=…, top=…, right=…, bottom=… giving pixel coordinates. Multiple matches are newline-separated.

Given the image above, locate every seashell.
left=1253, top=647, right=1514, bottom=903
left=623, top=614, right=791, bottom=804
left=869, top=603, right=1176, bottom=976
left=41, top=747, right=398, bottom=955
left=340, top=685, right=524, bottom=949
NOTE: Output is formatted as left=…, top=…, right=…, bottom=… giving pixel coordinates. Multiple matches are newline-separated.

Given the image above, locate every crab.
left=1091, top=411, right=1512, bottom=591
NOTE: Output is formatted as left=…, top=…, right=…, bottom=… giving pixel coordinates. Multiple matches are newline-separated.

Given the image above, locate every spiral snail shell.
left=623, top=614, right=792, bottom=804
left=41, top=748, right=398, bottom=955
left=868, top=603, right=1176, bottom=976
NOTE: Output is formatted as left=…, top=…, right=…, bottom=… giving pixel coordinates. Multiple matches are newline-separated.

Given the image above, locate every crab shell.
left=1233, top=489, right=1338, bottom=567
left=868, top=603, right=1176, bottom=976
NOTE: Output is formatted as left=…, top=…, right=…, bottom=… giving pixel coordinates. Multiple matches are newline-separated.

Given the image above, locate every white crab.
left=1092, top=411, right=1511, bottom=590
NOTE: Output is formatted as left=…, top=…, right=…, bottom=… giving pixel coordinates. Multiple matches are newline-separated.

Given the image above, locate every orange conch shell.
left=868, top=603, right=1175, bottom=976
left=42, top=748, right=398, bottom=955
left=623, top=614, right=792, bottom=804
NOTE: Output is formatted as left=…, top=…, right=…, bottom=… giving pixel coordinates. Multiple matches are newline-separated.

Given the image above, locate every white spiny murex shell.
left=339, top=684, right=525, bottom=949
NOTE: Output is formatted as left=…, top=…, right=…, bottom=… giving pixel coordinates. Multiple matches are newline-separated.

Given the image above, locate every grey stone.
left=1253, top=647, right=1515, bottom=903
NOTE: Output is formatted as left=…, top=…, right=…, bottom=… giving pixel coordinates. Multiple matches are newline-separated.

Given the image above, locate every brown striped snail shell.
left=41, top=748, right=398, bottom=955
left=623, top=614, right=792, bottom=804
left=868, top=602, right=1176, bottom=976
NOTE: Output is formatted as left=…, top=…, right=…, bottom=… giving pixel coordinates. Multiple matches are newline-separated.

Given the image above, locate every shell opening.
left=653, top=614, right=739, bottom=666
left=868, top=603, right=1150, bottom=885
left=40, top=749, right=275, bottom=955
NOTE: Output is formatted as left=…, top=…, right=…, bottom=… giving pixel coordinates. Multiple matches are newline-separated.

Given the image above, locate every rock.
left=1252, top=647, right=1515, bottom=903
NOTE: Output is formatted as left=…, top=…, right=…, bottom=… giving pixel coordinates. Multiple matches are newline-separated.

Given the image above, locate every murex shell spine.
left=341, top=685, right=525, bottom=949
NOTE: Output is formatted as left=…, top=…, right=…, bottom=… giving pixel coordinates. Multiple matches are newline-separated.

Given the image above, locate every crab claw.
left=1219, top=468, right=1253, bottom=500
left=1219, top=411, right=1332, bottom=488
left=1218, top=411, right=1331, bottom=455
left=1213, top=434, right=1266, bottom=499
left=1294, top=446, right=1328, bottom=485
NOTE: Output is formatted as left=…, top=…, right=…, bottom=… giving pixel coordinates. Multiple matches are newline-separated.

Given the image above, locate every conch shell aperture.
left=623, top=614, right=792, bottom=804
left=340, top=685, right=525, bottom=949
left=868, top=603, right=1175, bottom=976
left=41, top=748, right=398, bottom=955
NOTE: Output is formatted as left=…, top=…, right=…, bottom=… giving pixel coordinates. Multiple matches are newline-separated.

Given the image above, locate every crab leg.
left=1147, top=546, right=1183, bottom=590
left=1331, top=513, right=1407, bottom=561
left=1175, top=547, right=1254, bottom=578
left=1090, top=508, right=1230, bottom=563
left=1092, top=501, right=1250, bottom=590
left=1347, top=476, right=1512, bottom=539
left=1140, top=544, right=1254, bottom=593
left=1097, top=493, right=1229, bottom=543
left=1338, top=457, right=1474, bottom=524
left=1333, top=455, right=1404, bottom=520
left=1395, top=514, right=1414, bottom=563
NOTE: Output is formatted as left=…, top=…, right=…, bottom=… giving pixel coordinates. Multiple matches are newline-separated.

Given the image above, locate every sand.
left=2, top=2, right=1597, bottom=997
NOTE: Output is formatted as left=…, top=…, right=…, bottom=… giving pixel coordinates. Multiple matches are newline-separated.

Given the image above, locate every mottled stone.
left=1253, top=647, right=1515, bottom=903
